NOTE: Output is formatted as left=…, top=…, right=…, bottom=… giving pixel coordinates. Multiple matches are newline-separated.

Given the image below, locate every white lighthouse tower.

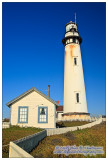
left=62, top=20, right=90, bottom=120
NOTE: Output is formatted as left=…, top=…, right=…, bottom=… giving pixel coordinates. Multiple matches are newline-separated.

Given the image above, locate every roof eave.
left=6, top=87, right=60, bottom=107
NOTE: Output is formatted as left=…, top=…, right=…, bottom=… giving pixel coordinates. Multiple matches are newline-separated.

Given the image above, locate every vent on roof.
left=48, top=85, right=50, bottom=97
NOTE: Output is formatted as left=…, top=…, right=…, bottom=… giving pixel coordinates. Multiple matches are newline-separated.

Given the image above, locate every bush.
left=3, top=118, right=10, bottom=122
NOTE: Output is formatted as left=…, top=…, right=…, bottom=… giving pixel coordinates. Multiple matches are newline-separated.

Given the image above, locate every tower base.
left=62, top=112, right=90, bottom=121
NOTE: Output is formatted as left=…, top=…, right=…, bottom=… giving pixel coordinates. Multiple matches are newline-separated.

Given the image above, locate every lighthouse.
left=62, top=20, right=90, bottom=120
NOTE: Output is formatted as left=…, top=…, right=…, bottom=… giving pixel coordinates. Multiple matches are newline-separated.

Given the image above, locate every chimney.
left=57, top=100, right=59, bottom=104
left=48, top=85, right=50, bottom=97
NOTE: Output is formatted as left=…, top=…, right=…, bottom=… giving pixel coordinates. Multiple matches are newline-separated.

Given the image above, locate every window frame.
left=74, top=57, right=77, bottom=65
left=76, top=93, right=80, bottom=103
left=74, top=91, right=81, bottom=104
left=38, top=106, right=48, bottom=123
left=18, top=106, right=28, bottom=123
left=73, top=56, right=78, bottom=66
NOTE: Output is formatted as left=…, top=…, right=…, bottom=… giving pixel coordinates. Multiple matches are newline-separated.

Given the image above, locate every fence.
left=2, top=122, right=10, bottom=128
left=46, top=117, right=103, bottom=136
left=9, top=130, right=47, bottom=158
left=102, top=118, right=106, bottom=121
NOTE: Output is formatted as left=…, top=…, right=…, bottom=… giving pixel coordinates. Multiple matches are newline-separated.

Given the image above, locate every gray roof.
left=6, top=87, right=60, bottom=107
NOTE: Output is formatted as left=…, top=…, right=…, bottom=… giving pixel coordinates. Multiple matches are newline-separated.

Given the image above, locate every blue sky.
left=2, top=2, right=106, bottom=118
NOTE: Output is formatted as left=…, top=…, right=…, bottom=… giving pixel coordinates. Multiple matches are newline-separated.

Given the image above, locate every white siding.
left=11, top=91, right=55, bottom=128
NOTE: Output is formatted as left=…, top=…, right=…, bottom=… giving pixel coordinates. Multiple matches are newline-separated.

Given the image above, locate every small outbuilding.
left=56, top=104, right=63, bottom=121
left=6, top=87, right=59, bottom=128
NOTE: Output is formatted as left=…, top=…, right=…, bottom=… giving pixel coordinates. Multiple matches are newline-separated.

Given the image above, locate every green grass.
left=56, top=121, right=91, bottom=128
left=30, top=122, right=106, bottom=158
left=2, top=125, right=43, bottom=158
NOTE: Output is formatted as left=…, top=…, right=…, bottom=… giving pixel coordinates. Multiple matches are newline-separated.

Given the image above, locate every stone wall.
left=61, top=114, right=90, bottom=121
left=9, top=130, right=47, bottom=158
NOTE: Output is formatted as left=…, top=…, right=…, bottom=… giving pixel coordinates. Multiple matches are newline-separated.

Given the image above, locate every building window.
left=38, top=107, right=48, bottom=123
left=18, top=106, right=28, bottom=123
left=74, top=57, right=77, bottom=65
left=76, top=93, right=79, bottom=103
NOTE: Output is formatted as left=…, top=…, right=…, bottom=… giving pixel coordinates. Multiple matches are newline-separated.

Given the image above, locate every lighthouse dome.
left=62, top=21, right=82, bottom=46
left=65, top=21, right=77, bottom=32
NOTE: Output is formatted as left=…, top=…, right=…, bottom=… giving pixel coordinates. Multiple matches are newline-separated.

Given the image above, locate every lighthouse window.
left=70, top=39, right=72, bottom=42
left=74, top=58, right=77, bottom=65
left=67, top=39, right=69, bottom=43
left=76, top=93, right=79, bottom=103
left=73, top=39, right=75, bottom=43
